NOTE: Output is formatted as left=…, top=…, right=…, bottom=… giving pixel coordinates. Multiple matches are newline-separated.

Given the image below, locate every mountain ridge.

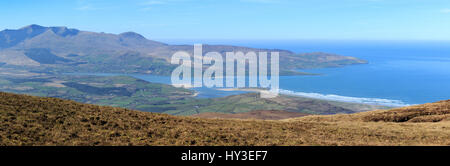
left=0, top=25, right=368, bottom=75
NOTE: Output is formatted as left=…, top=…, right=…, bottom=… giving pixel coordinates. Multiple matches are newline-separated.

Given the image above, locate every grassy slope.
left=1, top=92, right=449, bottom=146
left=191, top=110, right=310, bottom=120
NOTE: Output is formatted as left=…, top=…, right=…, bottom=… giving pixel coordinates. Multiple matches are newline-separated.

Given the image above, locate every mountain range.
left=0, top=25, right=367, bottom=75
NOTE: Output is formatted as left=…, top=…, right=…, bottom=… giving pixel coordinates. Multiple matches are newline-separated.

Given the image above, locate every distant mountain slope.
left=0, top=92, right=448, bottom=146
left=0, top=25, right=367, bottom=75
left=0, top=24, right=166, bottom=52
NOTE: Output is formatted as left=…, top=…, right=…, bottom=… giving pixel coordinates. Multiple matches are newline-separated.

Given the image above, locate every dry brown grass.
left=192, top=110, right=310, bottom=120
left=362, top=100, right=450, bottom=122
left=1, top=92, right=449, bottom=146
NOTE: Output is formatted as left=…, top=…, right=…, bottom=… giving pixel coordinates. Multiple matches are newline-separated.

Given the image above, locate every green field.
left=0, top=74, right=388, bottom=116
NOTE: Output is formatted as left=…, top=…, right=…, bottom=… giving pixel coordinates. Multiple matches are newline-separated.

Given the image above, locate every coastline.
left=215, top=88, right=408, bottom=107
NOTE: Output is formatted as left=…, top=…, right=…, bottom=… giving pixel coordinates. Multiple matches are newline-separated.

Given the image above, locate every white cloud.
left=75, top=5, right=97, bottom=11
left=241, top=0, right=280, bottom=4
left=139, top=0, right=172, bottom=11
left=441, top=8, right=450, bottom=13
left=142, top=0, right=167, bottom=6
left=75, top=0, right=101, bottom=11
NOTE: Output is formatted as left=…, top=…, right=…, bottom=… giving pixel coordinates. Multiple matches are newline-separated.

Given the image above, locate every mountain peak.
left=0, top=24, right=49, bottom=48
left=119, top=32, right=146, bottom=40
left=20, top=24, right=46, bottom=31
left=18, top=25, right=79, bottom=37
left=49, top=26, right=80, bottom=37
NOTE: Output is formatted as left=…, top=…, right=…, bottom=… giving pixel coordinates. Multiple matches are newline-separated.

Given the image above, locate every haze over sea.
left=159, top=39, right=450, bottom=107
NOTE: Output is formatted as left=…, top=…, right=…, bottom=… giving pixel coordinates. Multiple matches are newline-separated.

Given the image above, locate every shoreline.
left=64, top=72, right=411, bottom=107
left=215, top=88, right=407, bottom=107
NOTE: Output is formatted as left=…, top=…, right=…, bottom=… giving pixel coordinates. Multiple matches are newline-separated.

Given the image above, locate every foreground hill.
left=0, top=92, right=449, bottom=146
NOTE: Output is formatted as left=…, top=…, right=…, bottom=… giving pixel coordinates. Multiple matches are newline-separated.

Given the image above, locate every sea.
left=80, top=40, right=450, bottom=107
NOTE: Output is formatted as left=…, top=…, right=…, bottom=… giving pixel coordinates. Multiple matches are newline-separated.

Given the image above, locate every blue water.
left=67, top=73, right=248, bottom=98
left=159, top=39, right=450, bottom=106
left=70, top=40, right=450, bottom=106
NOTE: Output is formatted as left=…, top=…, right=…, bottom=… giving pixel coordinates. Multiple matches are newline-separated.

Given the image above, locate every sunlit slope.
left=1, top=92, right=448, bottom=146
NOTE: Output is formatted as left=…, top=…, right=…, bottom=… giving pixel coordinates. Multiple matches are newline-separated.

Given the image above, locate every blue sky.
left=1, top=0, right=450, bottom=40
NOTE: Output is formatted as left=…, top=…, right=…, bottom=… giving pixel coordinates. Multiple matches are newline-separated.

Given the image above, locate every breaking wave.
left=278, top=89, right=410, bottom=107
